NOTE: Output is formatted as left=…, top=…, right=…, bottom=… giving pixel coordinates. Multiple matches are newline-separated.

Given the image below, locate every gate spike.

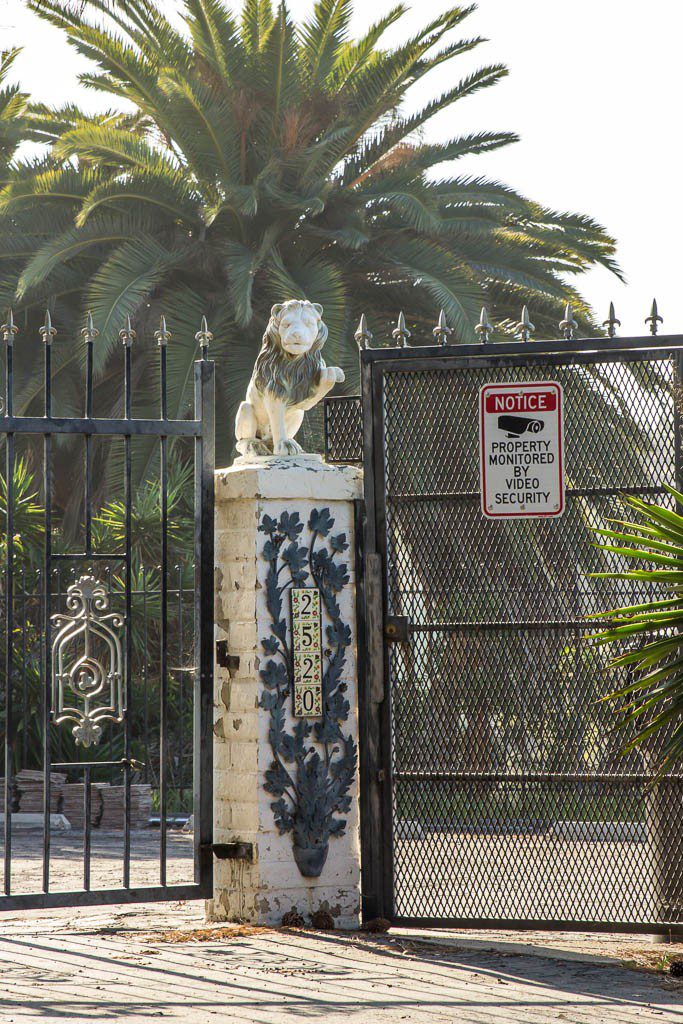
left=645, top=298, right=663, bottom=336
left=559, top=302, right=578, bottom=341
left=392, top=311, right=411, bottom=347
left=1, top=308, right=18, bottom=345
left=474, top=306, right=493, bottom=343
left=432, top=309, right=452, bottom=346
left=81, top=310, right=99, bottom=345
left=154, top=314, right=172, bottom=347
left=39, top=309, right=57, bottom=344
left=119, top=314, right=136, bottom=346
left=515, top=305, right=535, bottom=343
left=354, top=313, right=372, bottom=350
left=195, top=314, right=213, bottom=358
left=602, top=301, right=621, bottom=339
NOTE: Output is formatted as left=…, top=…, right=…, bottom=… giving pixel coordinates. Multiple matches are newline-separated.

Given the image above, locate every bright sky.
left=2, top=0, right=682, bottom=336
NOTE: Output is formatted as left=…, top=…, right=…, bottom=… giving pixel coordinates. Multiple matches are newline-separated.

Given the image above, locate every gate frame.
left=0, top=324, right=215, bottom=912
left=358, top=331, right=683, bottom=933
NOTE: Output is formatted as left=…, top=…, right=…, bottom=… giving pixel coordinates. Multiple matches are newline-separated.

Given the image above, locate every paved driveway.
left=0, top=903, right=681, bottom=1023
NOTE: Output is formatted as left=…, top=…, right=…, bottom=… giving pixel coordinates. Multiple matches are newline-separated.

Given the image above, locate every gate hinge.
left=385, top=615, right=411, bottom=642
left=377, top=768, right=386, bottom=783
left=216, top=640, right=240, bottom=672
left=207, top=842, right=254, bottom=861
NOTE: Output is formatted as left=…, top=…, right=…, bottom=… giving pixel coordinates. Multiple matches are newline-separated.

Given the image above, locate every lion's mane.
left=253, top=305, right=328, bottom=406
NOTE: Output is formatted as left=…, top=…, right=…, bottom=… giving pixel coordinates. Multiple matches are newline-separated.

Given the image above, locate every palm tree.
left=1, top=0, right=620, bottom=471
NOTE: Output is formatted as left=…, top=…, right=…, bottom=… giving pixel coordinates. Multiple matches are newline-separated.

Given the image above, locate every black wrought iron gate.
left=331, top=329, right=683, bottom=934
left=0, top=312, right=214, bottom=910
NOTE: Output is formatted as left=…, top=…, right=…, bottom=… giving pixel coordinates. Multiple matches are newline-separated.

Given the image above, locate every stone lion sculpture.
left=235, top=300, right=345, bottom=457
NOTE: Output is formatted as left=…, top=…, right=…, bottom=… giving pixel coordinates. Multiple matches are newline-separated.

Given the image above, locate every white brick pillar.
left=207, top=455, right=363, bottom=928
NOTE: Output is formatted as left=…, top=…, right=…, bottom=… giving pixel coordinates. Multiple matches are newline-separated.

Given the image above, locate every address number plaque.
left=290, top=587, right=323, bottom=717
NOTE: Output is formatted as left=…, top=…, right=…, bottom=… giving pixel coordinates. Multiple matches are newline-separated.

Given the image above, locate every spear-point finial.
left=392, top=311, right=411, bottom=347
left=1, top=309, right=18, bottom=345
left=646, top=298, right=663, bottom=336
left=559, top=302, right=578, bottom=341
left=39, top=309, right=57, bottom=344
left=515, top=305, right=535, bottom=343
left=474, top=305, right=493, bottom=343
left=81, top=310, right=99, bottom=345
left=119, top=314, right=136, bottom=347
left=195, top=315, right=213, bottom=358
left=602, top=301, right=621, bottom=339
left=354, top=313, right=372, bottom=350
left=155, top=314, right=172, bottom=347
left=432, top=309, right=452, bottom=346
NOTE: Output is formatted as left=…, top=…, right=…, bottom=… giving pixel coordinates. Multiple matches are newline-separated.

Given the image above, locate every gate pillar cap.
left=216, top=455, right=363, bottom=502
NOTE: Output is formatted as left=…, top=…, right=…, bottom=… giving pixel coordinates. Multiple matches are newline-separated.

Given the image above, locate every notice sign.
left=290, top=588, right=323, bottom=717
left=479, top=381, right=564, bottom=519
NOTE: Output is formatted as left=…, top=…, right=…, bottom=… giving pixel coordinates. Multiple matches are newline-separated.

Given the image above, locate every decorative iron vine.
left=259, top=508, right=357, bottom=877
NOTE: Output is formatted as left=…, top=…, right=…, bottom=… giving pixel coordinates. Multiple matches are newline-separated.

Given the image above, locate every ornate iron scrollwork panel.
left=51, top=575, right=124, bottom=747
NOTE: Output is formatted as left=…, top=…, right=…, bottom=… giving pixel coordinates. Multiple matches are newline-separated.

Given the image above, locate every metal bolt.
left=155, top=314, right=172, bottom=347
left=81, top=311, right=99, bottom=345
left=354, top=313, right=373, bottom=350
left=1, top=309, right=18, bottom=345
left=474, top=306, right=493, bottom=343
left=516, top=305, right=535, bottom=343
left=40, top=309, right=57, bottom=345
left=195, top=315, right=213, bottom=357
left=559, top=302, right=577, bottom=341
left=432, top=309, right=452, bottom=346
left=392, top=311, right=411, bottom=347
left=119, top=314, right=136, bottom=347
left=645, top=298, right=663, bottom=336
left=602, top=301, right=621, bottom=339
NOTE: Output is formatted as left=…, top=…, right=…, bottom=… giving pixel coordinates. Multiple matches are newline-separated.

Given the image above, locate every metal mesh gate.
left=344, top=335, right=683, bottom=932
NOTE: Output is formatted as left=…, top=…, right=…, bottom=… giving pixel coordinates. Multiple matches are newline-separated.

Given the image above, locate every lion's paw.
left=322, top=366, right=345, bottom=385
left=236, top=438, right=271, bottom=457
left=274, top=438, right=303, bottom=456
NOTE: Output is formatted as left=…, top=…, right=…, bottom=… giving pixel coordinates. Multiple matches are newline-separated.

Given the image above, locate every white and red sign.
left=479, top=381, right=564, bottom=519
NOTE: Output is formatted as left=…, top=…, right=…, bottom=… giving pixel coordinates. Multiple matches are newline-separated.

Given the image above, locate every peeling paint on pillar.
left=208, top=455, right=363, bottom=929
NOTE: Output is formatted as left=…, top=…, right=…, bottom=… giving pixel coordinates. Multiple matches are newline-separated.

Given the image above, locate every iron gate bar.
left=358, top=330, right=683, bottom=934
left=394, top=772, right=667, bottom=783
left=0, top=416, right=202, bottom=435
left=123, top=331, right=133, bottom=888
left=408, top=622, right=619, bottom=631
left=42, top=317, right=53, bottom=893
left=387, top=486, right=669, bottom=501
left=193, top=356, right=215, bottom=886
left=359, top=333, right=683, bottom=361
left=3, top=330, right=13, bottom=895
left=0, top=312, right=214, bottom=911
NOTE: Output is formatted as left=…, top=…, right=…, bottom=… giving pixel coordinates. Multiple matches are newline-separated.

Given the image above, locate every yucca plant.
left=1, top=0, right=621, bottom=473
left=589, top=486, right=683, bottom=779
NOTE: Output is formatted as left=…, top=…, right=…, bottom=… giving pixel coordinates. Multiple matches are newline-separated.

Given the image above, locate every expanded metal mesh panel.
left=390, top=630, right=631, bottom=777
left=383, top=360, right=675, bottom=495
left=393, top=778, right=683, bottom=923
left=324, top=396, right=362, bottom=463
left=385, top=494, right=674, bottom=624
left=378, top=352, right=683, bottom=927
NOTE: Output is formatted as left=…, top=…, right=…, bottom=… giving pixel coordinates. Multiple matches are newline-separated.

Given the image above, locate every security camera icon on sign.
left=498, top=414, right=544, bottom=438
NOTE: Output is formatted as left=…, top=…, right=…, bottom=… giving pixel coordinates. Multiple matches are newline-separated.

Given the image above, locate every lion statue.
left=235, top=300, right=345, bottom=457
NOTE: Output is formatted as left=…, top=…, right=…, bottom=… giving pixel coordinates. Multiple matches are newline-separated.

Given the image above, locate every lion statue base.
left=235, top=300, right=344, bottom=457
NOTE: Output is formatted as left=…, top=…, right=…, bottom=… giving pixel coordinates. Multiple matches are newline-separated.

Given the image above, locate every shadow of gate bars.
left=326, top=302, right=683, bottom=935
left=0, top=309, right=214, bottom=911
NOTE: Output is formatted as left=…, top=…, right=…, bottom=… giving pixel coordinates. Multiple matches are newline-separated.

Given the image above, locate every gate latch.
left=385, top=615, right=411, bottom=642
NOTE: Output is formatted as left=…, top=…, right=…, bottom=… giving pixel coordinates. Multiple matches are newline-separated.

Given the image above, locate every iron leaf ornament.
left=258, top=508, right=357, bottom=876
left=51, top=575, right=124, bottom=747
